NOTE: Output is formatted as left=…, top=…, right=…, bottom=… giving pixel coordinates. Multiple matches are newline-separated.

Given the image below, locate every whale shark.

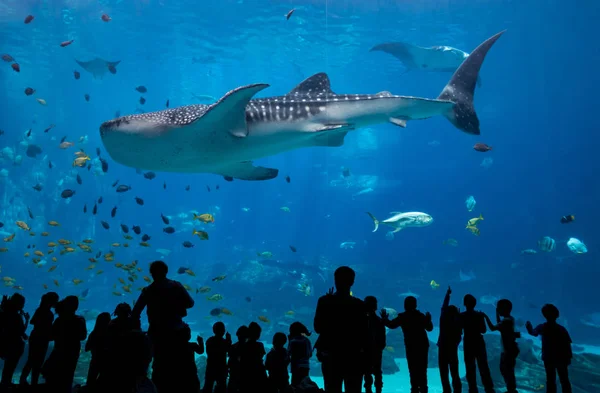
left=370, top=41, right=482, bottom=87
left=100, top=31, right=504, bottom=181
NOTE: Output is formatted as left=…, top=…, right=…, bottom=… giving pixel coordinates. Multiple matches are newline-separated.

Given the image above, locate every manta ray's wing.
left=370, top=42, right=420, bottom=69
left=76, top=58, right=120, bottom=79
left=188, top=83, right=279, bottom=181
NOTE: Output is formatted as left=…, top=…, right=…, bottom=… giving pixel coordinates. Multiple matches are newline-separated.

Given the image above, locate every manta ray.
left=75, top=58, right=121, bottom=79
left=370, top=41, right=482, bottom=87
left=100, top=31, right=504, bottom=181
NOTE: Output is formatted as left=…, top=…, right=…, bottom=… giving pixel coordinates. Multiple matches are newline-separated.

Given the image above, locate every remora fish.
left=100, top=31, right=504, bottom=181
left=366, top=212, right=433, bottom=233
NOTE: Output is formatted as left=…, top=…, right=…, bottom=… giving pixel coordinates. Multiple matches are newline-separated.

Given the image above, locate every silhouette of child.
left=85, top=312, right=112, bottom=386
left=203, top=321, right=231, bottom=393
left=42, top=295, right=88, bottom=393
left=20, top=291, right=58, bottom=387
left=460, top=294, right=495, bottom=393
left=240, top=321, right=268, bottom=393
left=382, top=295, right=433, bottom=393
left=265, top=332, right=290, bottom=393
left=364, top=296, right=385, bottom=393
left=526, top=304, right=572, bottom=393
left=288, top=321, right=313, bottom=386
left=483, top=299, right=520, bottom=393
left=0, top=293, right=30, bottom=387
left=181, top=324, right=204, bottom=393
left=437, top=287, right=462, bottom=393
left=227, top=325, right=248, bottom=393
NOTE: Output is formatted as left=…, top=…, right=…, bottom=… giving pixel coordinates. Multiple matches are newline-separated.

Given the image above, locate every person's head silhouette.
left=213, top=321, right=226, bottom=337
left=149, top=260, right=168, bottom=281
left=404, top=296, right=417, bottom=311
left=334, top=266, right=355, bottom=293
left=497, top=299, right=513, bottom=317
left=273, top=332, right=287, bottom=349
left=463, top=294, right=477, bottom=311
left=364, top=296, right=378, bottom=312
left=541, top=303, right=560, bottom=322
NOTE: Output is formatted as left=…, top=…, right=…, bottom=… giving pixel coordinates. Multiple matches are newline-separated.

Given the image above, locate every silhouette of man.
left=460, top=294, right=495, bottom=393
left=437, top=287, right=462, bottom=393
left=382, top=296, right=433, bottom=393
left=314, top=266, right=368, bottom=393
left=132, top=260, right=195, bottom=393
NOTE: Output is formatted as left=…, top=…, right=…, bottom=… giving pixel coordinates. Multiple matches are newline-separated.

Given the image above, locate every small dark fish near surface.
left=139, top=97, right=146, bottom=105
left=141, top=234, right=151, bottom=242
left=112, top=180, right=119, bottom=187
left=120, top=224, right=129, bottom=233
left=44, top=124, right=55, bottom=133
left=135, top=86, right=147, bottom=93
left=210, top=308, right=222, bottom=316
left=1, top=54, right=14, bottom=62
left=161, top=214, right=169, bottom=225
left=24, top=87, right=35, bottom=96
left=32, top=183, right=43, bottom=192
left=116, top=185, right=131, bottom=193
left=98, top=196, right=103, bottom=204
left=84, top=94, right=90, bottom=102
left=93, top=204, right=97, bottom=215
left=26, top=144, right=42, bottom=158
left=74, top=71, right=80, bottom=80
left=289, top=245, right=297, bottom=252
left=101, top=221, right=110, bottom=229
left=83, top=204, right=87, bottom=213
left=473, top=143, right=492, bottom=152
left=0, top=222, right=3, bottom=228
left=163, top=227, right=175, bottom=234
left=111, top=206, right=117, bottom=218
left=143, top=171, right=156, bottom=180
left=24, top=15, right=34, bottom=24
left=76, top=174, right=82, bottom=185
left=286, top=8, right=295, bottom=20
left=61, top=189, right=76, bottom=198
left=185, top=185, right=190, bottom=191
left=182, top=241, right=194, bottom=248
left=48, top=161, right=53, bottom=169
left=81, top=288, right=89, bottom=298
left=285, top=175, right=291, bottom=183
left=560, top=215, right=575, bottom=224
left=132, top=226, right=141, bottom=235
left=165, top=99, right=169, bottom=108
left=134, top=197, right=144, bottom=205
left=28, top=207, right=34, bottom=219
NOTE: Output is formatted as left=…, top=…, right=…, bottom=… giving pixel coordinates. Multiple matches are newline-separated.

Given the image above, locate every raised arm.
left=442, top=286, right=451, bottom=310
left=483, top=313, right=499, bottom=331
left=525, top=321, right=538, bottom=336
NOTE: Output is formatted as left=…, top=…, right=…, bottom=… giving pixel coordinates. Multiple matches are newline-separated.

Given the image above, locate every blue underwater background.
left=1, top=0, right=600, bottom=384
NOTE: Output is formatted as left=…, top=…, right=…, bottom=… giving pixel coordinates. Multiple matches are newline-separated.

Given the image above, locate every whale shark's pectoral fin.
left=197, top=83, right=270, bottom=138
left=218, top=161, right=279, bottom=181
left=313, top=130, right=350, bottom=147
left=392, top=227, right=403, bottom=233
left=389, top=118, right=407, bottom=128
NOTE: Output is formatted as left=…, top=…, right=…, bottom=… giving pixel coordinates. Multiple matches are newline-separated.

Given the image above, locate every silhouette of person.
left=132, top=260, right=195, bottom=393
left=100, top=303, right=154, bottom=393
left=42, top=295, right=87, bottom=393
left=227, top=325, right=248, bottom=393
left=288, top=321, right=312, bottom=386
left=20, top=291, right=59, bottom=387
left=0, top=293, right=30, bottom=387
left=240, top=321, right=268, bottom=393
left=182, top=324, right=204, bottom=393
left=437, top=287, right=462, bottom=393
left=313, top=266, right=368, bottom=393
left=460, top=294, right=495, bottom=393
left=483, top=299, right=520, bottom=393
left=382, top=296, right=433, bottom=393
left=526, top=304, right=572, bottom=393
left=85, top=312, right=112, bottom=387
left=265, top=332, right=290, bottom=393
left=203, top=321, right=231, bottom=393
left=364, top=296, right=386, bottom=393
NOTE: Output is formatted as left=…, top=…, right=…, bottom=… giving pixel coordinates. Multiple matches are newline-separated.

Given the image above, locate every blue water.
left=1, top=0, right=599, bottom=355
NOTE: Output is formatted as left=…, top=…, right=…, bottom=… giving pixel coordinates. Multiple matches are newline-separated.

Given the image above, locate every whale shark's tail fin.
left=367, top=212, right=380, bottom=232
left=438, top=31, right=505, bottom=135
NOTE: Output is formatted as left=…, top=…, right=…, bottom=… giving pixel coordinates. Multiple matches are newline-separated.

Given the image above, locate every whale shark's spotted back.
left=100, top=104, right=211, bottom=133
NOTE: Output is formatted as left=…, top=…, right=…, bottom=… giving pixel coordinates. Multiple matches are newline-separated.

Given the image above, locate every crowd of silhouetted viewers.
left=0, top=262, right=574, bottom=393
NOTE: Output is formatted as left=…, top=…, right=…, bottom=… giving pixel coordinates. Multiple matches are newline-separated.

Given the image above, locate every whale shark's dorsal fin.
left=288, top=72, right=336, bottom=96
left=199, top=83, right=269, bottom=138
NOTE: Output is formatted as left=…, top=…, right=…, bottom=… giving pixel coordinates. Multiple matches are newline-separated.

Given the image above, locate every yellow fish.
left=16, top=221, right=30, bottom=231
left=430, top=280, right=440, bottom=289
left=466, top=225, right=480, bottom=236
left=466, top=214, right=484, bottom=227
left=48, top=221, right=60, bottom=227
